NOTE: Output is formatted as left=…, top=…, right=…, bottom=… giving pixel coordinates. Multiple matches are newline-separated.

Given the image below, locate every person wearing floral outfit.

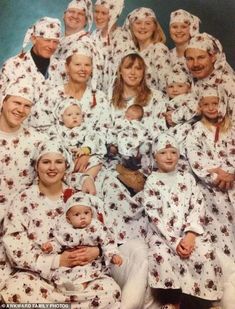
left=92, top=0, right=125, bottom=92
left=0, top=16, right=62, bottom=124
left=101, top=53, right=167, bottom=309
left=116, top=7, right=171, bottom=93
left=186, top=86, right=235, bottom=255
left=0, top=78, right=46, bottom=290
left=51, top=0, right=105, bottom=91
left=49, top=98, right=105, bottom=180
left=186, top=86, right=235, bottom=309
left=52, top=44, right=110, bottom=179
left=144, top=133, right=223, bottom=309
left=1, top=140, right=121, bottom=308
left=169, top=9, right=201, bottom=72
left=41, top=192, right=122, bottom=294
left=185, top=32, right=235, bottom=124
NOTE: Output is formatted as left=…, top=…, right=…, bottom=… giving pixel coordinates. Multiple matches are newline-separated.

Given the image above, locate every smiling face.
left=170, top=21, right=190, bottom=46
left=37, top=153, right=66, bottom=187
left=0, top=95, right=32, bottom=132
left=66, top=54, right=92, bottom=84
left=66, top=204, right=92, bottom=228
left=166, top=82, right=191, bottom=99
left=131, top=17, right=156, bottom=44
left=185, top=48, right=216, bottom=79
left=94, top=5, right=110, bottom=31
left=32, top=36, right=59, bottom=58
left=120, top=57, right=145, bottom=88
left=62, top=104, right=83, bottom=128
left=154, top=147, right=179, bottom=173
left=64, top=8, right=87, bottom=32
left=199, top=96, right=219, bottom=122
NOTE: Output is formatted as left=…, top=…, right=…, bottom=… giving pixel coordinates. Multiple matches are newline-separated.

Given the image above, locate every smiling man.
left=185, top=32, right=235, bottom=123
left=0, top=77, right=46, bottom=291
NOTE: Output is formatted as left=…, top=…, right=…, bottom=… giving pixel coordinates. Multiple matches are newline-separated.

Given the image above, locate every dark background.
left=0, top=0, right=234, bottom=68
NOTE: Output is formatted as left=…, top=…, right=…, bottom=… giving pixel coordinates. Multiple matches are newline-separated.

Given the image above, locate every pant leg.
left=111, top=239, right=153, bottom=309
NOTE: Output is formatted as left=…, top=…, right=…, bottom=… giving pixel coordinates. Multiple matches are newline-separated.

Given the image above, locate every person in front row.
left=144, top=133, right=223, bottom=309
left=42, top=192, right=122, bottom=293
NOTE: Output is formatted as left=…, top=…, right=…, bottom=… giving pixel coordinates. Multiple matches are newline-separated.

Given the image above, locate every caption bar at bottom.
left=0, top=304, right=71, bottom=309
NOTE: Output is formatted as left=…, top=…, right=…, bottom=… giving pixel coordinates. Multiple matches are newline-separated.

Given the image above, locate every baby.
left=42, top=192, right=122, bottom=292
left=107, top=104, right=147, bottom=166
left=50, top=99, right=106, bottom=178
left=164, top=68, right=197, bottom=127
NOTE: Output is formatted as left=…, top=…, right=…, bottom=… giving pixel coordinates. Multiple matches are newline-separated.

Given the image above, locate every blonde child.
left=144, top=133, right=223, bottom=309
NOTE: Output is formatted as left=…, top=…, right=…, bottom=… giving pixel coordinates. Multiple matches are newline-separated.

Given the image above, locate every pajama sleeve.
left=183, top=174, right=204, bottom=235
left=3, top=195, right=58, bottom=280
left=143, top=176, right=181, bottom=252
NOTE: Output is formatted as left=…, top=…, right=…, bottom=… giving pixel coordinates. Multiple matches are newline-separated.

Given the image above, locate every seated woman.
left=32, top=42, right=111, bottom=187
left=101, top=53, right=167, bottom=309
left=119, top=7, right=171, bottom=92
left=1, top=139, right=121, bottom=307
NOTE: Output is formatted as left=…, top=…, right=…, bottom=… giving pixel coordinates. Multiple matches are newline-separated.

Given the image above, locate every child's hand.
left=176, top=232, right=196, bottom=258
left=41, top=242, right=53, bottom=253
left=111, top=254, right=123, bottom=266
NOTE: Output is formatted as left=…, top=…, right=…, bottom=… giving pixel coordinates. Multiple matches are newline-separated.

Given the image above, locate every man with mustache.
left=185, top=32, right=235, bottom=124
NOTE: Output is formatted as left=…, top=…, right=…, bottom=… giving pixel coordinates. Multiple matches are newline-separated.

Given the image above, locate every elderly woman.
left=115, top=7, right=171, bottom=93
left=100, top=52, right=167, bottom=309
left=1, top=140, right=121, bottom=307
left=169, top=9, right=200, bottom=71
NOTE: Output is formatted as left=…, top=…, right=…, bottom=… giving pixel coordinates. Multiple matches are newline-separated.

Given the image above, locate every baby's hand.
left=111, top=254, right=123, bottom=266
left=41, top=242, right=53, bottom=253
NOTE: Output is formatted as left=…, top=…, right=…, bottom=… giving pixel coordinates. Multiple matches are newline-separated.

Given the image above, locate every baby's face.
left=167, top=82, right=190, bottom=99
left=125, top=109, right=140, bottom=121
left=62, top=105, right=83, bottom=128
left=66, top=205, right=92, bottom=228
